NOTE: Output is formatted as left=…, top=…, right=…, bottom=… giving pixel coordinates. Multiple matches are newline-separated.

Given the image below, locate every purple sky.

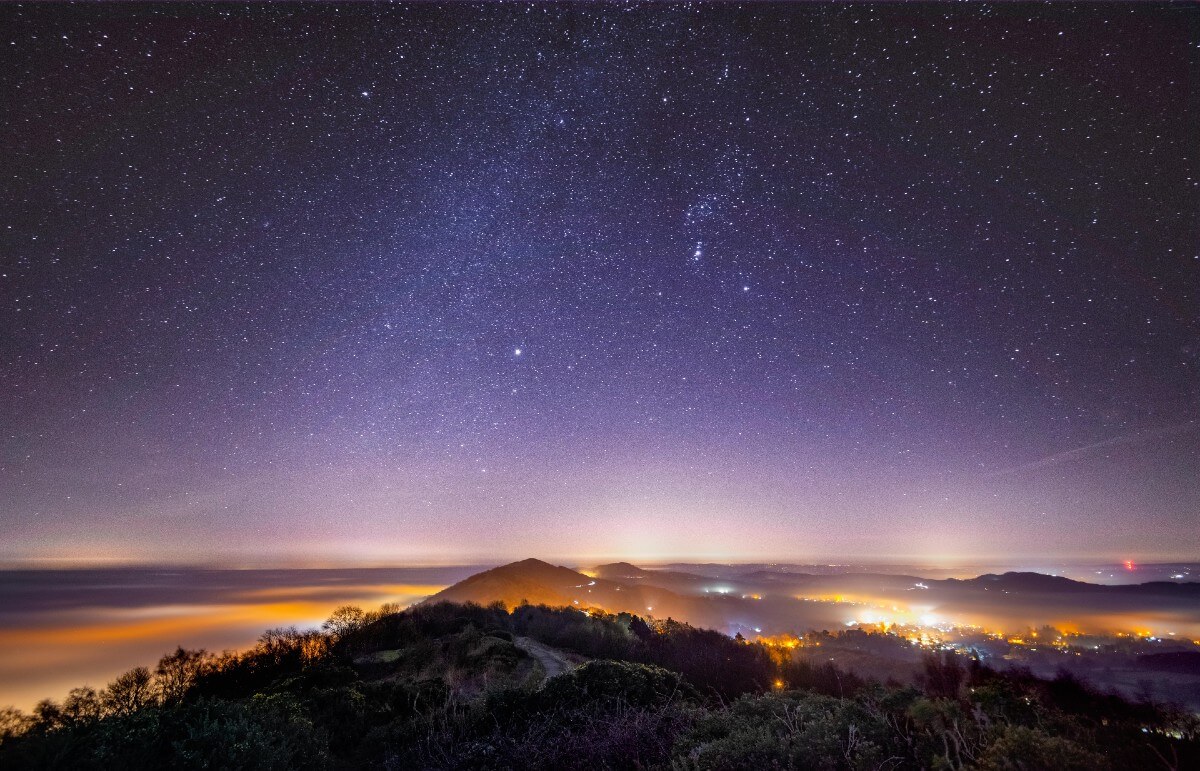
left=2, top=4, right=1197, bottom=565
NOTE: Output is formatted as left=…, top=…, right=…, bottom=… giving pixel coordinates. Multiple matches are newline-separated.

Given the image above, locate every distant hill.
left=426, top=558, right=591, bottom=608
left=426, top=558, right=724, bottom=627
left=946, top=571, right=1200, bottom=598
left=426, top=559, right=1200, bottom=640
left=591, top=562, right=648, bottom=580
left=956, top=572, right=1094, bottom=593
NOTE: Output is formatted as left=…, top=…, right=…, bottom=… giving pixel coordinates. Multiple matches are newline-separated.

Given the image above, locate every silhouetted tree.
left=102, top=666, right=155, bottom=716
left=0, top=707, right=31, bottom=744
left=61, top=686, right=102, bottom=725
left=155, top=646, right=209, bottom=704
left=31, top=699, right=63, bottom=732
left=322, top=605, right=366, bottom=641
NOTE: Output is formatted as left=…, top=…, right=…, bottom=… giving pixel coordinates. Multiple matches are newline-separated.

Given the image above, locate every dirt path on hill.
left=514, top=636, right=580, bottom=681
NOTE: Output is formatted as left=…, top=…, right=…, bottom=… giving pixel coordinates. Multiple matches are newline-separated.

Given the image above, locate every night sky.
left=2, top=3, right=1197, bottom=565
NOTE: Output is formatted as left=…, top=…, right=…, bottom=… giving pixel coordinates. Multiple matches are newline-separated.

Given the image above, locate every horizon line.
left=2, top=554, right=1197, bottom=572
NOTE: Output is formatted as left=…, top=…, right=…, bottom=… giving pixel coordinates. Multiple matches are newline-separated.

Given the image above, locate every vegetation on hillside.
left=1, top=601, right=1197, bottom=769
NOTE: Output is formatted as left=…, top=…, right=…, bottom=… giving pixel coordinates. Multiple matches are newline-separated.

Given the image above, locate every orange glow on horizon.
left=0, top=582, right=448, bottom=712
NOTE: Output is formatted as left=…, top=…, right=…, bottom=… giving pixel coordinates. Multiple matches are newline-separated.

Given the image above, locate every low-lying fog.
left=0, top=567, right=477, bottom=712
left=2, top=561, right=1196, bottom=713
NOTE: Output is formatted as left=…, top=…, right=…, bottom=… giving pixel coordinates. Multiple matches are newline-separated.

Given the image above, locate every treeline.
left=1, top=600, right=1197, bottom=769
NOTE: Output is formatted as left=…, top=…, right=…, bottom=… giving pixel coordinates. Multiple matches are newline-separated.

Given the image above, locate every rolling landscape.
left=3, top=558, right=1200, bottom=767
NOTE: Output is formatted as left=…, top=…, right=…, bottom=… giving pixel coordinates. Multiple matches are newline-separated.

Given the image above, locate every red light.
left=1124, top=560, right=1135, bottom=571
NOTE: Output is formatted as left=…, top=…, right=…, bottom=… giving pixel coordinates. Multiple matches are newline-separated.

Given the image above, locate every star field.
left=1, top=3, right=1197, bottom=564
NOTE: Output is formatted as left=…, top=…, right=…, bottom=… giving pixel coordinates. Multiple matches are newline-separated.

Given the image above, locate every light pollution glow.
left=4, top=564, right=1198, bottom=714
left=0, top=583, right=444, bottom=713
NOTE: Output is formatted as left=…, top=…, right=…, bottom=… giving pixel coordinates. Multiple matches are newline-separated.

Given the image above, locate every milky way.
left=2, top=4, right=1196, bottom=564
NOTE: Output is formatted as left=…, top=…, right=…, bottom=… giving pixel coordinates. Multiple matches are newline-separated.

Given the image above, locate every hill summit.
left=591, top=561, right=648, bottom=579
left=425, top=558, right=595, bottom=609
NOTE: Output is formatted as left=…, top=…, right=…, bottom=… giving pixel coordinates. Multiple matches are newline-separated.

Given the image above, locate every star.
left=0, top=1, right=1192, bottom=565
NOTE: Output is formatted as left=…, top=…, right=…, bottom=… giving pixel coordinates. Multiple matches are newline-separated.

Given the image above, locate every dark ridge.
left=591, top=561, right=647, bottom=578
left=951, top=572, right=1200, bottom=597
left=963, top=572, right=1095, bottom=592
